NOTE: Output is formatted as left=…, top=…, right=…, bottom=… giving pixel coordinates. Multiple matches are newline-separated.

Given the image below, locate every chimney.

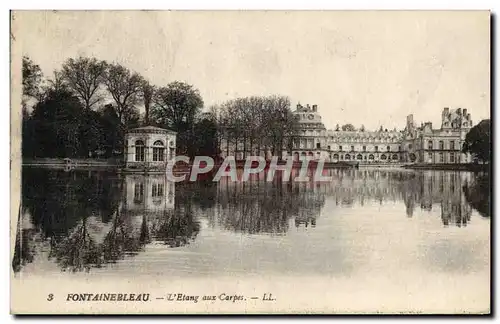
left=463, top=108, right=467, bottom=116
left=443, top=107, right=450, bottom=116
left=457, top=108, right=462, bottom=115
left=312, top=104, right=317, bottom=112
left=467, top=113, right=471, bottom=120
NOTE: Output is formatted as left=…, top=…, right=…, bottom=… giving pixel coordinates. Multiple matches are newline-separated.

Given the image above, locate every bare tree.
left=61, top=57, right=106, bottom=110
left=217, top=95, right=298, bottom=160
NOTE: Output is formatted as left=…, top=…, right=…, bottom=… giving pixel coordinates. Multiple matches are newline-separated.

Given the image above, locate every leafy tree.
left=30, top=88, right=85, bottom=158
left=140, top=80, right=155, bottom=126
left=22, top=56, right=43, bottom=100
left=102, top=62, right=144, bottom=126
left=152, top=81, right=203, bottom=130
left=341, top=124, right=356, bottom=131
left=22, top=106, right=35, bottom=158
left=192, top=114, right=219, bottom=157
left=78, top=110, right=103, bottom=157
left=61, top=57, right=106, bottom=110
left=98, top=104, right=123, bottom=157
left=123, top=106, right=141, bottom=129
left=462, top=119, right=490, bottom=163
left=151, top=81, right=204, bottom=155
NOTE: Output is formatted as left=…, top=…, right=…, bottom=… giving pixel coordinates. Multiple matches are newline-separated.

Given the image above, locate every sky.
left=11, top=10, right=490, bottom=130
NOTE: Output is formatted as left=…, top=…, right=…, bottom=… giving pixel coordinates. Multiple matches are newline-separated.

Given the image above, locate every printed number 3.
left=47, top=294, right=53, bottom=301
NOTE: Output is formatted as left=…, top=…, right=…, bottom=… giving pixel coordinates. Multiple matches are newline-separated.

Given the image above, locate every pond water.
left=13, top=167, right=490, bottom=311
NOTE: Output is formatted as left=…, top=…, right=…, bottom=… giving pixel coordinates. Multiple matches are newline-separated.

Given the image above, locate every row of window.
left=427, top=140, right=457, bottom=150
left=332, top=145, right=395, bottom=152
left=133, top=140, right=175, bottom=162
left=329, top=137, right=400, bottom=143
left=133, top=140, right=174, bottom=147
left=134, top=183, right=172, bottom=205
left=298, top=133, right=402, bottom=143
left=135, top=146, right=175, bottom=162
left=303, top=141, right=461, bottom=152
left=428, top=152, right=457, bottom=163
left=331, top=153, right=399, bottom=161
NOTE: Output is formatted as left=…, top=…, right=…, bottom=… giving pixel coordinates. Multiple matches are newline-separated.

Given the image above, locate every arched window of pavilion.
left=153, top=140, right=165, bottom=162
left=135, top=140, right=145, bottom=162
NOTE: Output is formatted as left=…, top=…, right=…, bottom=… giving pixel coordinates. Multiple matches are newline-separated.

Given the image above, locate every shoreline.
left=402, top=163, right=490, bottom=172
left=21, top=158, right=489, bottom=173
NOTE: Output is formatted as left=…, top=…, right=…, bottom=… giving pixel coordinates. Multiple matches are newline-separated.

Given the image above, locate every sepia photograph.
left=10, top=10, right=491, bottom=314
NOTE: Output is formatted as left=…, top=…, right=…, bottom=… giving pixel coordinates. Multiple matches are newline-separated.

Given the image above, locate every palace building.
left=289, top=104, right=474, bottom=164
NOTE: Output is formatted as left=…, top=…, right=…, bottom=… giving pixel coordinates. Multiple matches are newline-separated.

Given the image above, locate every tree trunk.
left=144, top=103, right=150, bottom=126
left=243, top=134, right=247, bottom=159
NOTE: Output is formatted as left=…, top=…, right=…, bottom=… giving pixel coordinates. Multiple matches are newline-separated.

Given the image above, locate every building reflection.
left=122, top=174, right=200, bottom=248
left=397, top=171, right=474, bottom=227
left=124, top=174, right=175, bottom=214
left=321, top=169, right=476, bottom=227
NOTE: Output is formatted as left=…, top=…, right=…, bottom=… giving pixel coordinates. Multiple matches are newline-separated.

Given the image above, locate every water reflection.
left=209, top=175, right=325, bottom=235
left=322, top=169, right=486, bottom=227
left=462, top=173, right=490, bottom=218
left=16, top=170, right=194, bottom=272
left=14, top=167, right=490, bottom=274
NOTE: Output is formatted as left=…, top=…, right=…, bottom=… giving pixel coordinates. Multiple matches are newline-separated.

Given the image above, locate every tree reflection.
left=100, top=209, right=144, bottom=264
left=463, top=172, right=490, bottom=218
left=150, top=208, right=200, bottom=247
left=50, top=215, right=102, bottom=272
left=21, top=168, right=121, bottom=240
left=209, top=172, right=325, bottom=234
left=12, top=227, right=38, bottom=273
left=15, top=168, right=123, bottom=272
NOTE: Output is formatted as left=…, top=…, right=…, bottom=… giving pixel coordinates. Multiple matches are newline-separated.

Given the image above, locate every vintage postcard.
left=10, top=10, right=491, bottom=314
